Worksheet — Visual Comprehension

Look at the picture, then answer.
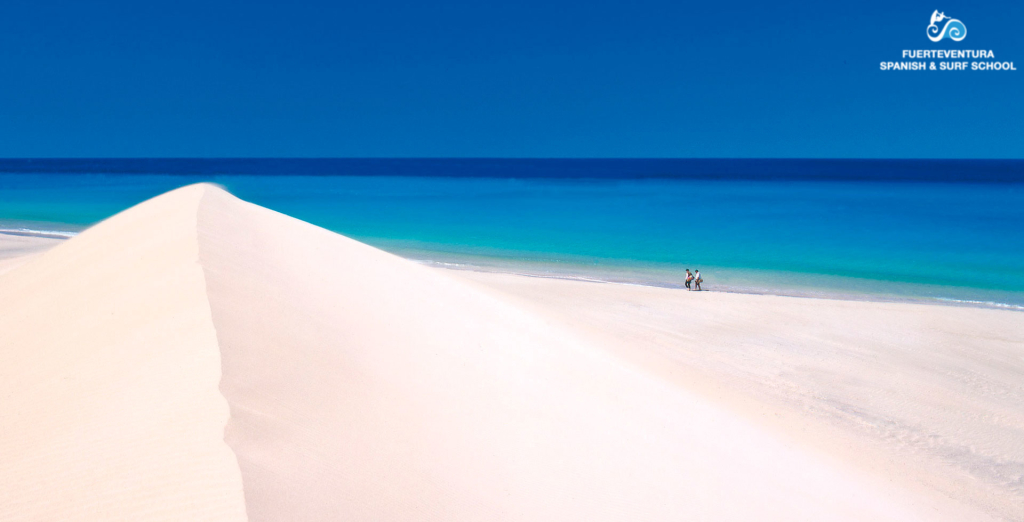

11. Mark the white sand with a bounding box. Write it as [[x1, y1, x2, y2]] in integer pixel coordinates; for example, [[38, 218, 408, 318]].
[[0, 232, 64, 275], [2, 183, 1020, 520], [0, 187, 246, 520], [454, 272, 1024, 521]]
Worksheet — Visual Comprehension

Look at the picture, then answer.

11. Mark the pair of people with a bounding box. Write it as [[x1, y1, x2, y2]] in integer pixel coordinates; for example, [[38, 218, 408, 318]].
[[684, 269, 702, 291]]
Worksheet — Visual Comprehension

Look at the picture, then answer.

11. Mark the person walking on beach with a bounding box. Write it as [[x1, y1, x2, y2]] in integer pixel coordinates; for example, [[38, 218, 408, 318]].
[[694, 270, 702, 291], [685, 269, 693, 290]]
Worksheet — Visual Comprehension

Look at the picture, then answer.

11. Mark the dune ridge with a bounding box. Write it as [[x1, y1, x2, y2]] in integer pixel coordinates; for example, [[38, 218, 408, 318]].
[[0, 184, 1002, 520], [0, 185, 246, 521]]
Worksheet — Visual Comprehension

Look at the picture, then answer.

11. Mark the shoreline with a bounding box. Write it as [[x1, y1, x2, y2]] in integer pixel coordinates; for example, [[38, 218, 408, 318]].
[[411, 257, 1024, 312], [2, 225, 1021, 312], [0, 228, 80, 239]]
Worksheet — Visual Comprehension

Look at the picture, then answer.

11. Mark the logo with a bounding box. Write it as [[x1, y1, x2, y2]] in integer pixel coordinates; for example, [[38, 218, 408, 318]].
[[927, 10, 966, 42], [881, 11, 1014, 71]]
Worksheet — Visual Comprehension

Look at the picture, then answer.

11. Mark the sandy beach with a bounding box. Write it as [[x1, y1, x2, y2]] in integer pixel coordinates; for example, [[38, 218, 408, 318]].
[[0, 232, 64, 275], [2, 184, 1022, 521], [456, 271, 1024, 520]]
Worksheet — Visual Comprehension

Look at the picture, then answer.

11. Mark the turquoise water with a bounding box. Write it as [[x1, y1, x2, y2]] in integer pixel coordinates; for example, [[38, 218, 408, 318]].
[[1, 170, 1023, 308]]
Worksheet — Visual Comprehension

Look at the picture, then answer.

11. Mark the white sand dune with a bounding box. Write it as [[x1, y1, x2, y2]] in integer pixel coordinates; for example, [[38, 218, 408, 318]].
[[0, 187, 246, 520], [1, 184, 1017, 520]]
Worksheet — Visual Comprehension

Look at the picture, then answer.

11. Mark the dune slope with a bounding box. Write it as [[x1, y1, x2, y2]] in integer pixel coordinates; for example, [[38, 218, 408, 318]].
[[0, 183, 979, 521], [0, 185, 246, 521], [195, 186, 941, 521]]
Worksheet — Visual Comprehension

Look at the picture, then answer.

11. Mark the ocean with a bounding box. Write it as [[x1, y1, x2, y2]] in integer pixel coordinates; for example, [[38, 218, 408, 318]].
[[1, 159, 1022, 308]]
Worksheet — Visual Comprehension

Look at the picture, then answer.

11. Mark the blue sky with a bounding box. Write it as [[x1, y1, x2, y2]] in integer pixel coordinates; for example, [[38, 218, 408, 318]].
[[0, 0, 1021, 158]]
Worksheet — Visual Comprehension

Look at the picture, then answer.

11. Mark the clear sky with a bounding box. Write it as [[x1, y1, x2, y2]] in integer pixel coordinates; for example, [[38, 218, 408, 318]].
[[1, 0, 1021, 158]]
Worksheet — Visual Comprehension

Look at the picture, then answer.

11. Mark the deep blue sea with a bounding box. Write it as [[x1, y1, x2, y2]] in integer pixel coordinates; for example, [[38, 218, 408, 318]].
[[1, 159, 1022, 308]]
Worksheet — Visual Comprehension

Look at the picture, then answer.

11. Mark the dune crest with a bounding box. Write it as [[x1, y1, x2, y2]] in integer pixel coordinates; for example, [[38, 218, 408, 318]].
[[0, 184, 979, 521], [0, 185, 246, 521]]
